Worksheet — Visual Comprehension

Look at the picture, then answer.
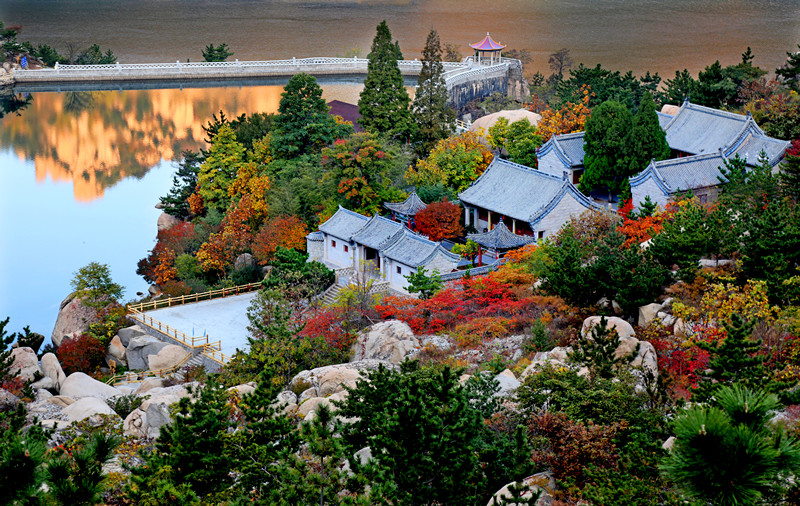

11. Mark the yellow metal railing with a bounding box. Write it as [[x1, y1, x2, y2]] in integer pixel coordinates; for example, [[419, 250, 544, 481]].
[[105, 351, 194, 386], [127, 282, 262, 312], [128, 308, 211, 348]]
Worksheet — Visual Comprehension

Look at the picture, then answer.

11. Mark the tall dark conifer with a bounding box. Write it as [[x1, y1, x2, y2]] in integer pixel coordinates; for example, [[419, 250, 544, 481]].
[[625, 92, 670, 175], [412, 29, 454, 155], [358, 21, 414, 140]]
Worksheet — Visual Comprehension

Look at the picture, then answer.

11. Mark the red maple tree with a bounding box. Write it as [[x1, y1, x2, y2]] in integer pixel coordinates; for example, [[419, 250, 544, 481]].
[[414, 199, 463, 241]]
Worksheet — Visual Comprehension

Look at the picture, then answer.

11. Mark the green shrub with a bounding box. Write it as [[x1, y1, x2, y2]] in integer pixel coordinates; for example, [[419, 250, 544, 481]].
[[106, 394, 149, 419]]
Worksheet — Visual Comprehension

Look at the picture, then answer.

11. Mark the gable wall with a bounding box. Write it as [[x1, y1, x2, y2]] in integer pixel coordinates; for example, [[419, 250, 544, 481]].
[[631, 177, 670, 210], [534, 192, 599, 239]]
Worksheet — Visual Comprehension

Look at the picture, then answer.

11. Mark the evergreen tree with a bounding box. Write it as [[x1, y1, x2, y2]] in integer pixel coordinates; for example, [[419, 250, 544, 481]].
[[272, 73, 352, 158], [228, 373, 298, 502], [412, 29, 454, 155], [128, 377, 234, 500], [662, 384, 800, 505], [695, 314, 765, 401], [776, 43, 800, 91], [579, 100, 634, 195], [624, 92, 670, 176], [0, 317, 16, 382], [404, 266, 443, 299], [201, 43, 233, 62], [695, 60, 738, 108], [569, 316, 639, 381], [664, 69, 696, 104], [160, 151, 202, 219], [540, 225, 597, 308], [46, 431, 120, 505], [780, 139, 800, 202], [195, 123, 246, 214], [0, 405, 50, 505], [358, 21, 414, 140]]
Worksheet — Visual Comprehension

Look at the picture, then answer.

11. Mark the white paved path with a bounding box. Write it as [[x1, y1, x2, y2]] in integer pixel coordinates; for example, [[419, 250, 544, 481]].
[[143, 292, 259, 357]]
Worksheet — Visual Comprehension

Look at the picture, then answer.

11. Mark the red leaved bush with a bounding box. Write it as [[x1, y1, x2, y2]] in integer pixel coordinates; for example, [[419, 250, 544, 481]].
[[298, 306, 358, 353], [414, 199, 463, 241], [57, 333, 107, 375], [376, 276, 576, 336]]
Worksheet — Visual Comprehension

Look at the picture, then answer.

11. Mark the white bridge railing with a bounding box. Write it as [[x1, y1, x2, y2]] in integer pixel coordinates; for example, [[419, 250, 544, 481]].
[[12, 56, 514, 89]]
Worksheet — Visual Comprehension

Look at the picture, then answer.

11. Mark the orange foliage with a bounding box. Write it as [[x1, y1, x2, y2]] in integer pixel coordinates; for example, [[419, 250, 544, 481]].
[[153, 247, 178, 284], [227, 162, 272, 223], [252, 215, 309, 264], [197, 194, 258, 273], [414, 199, 463, 241], [188, 191, 205, 215], [617, 198, 677, 247], [503, 243, 538, 263], [532, 86, 593, 142]]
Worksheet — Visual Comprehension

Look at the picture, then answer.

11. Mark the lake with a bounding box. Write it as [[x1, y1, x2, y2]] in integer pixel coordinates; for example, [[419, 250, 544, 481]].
[[1, 0, 799, 338]]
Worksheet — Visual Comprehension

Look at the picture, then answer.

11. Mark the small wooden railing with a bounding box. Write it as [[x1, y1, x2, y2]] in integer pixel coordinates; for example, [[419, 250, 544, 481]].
[[127, 309, 230, 366], [105, 350, 194, 386], [128, 282, 263, 312]]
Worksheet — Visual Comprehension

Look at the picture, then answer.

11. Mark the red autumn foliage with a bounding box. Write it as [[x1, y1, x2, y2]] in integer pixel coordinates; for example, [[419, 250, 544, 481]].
[[617, 198, 674, 247], [252, 215, 308, 265], [414, 199, 463, 241], [376, 275, 576, 337], [137, 222, 197, 284], [57, 333, 107, 375], [530, 411, 624, 485], [298, 306, 358, 353]]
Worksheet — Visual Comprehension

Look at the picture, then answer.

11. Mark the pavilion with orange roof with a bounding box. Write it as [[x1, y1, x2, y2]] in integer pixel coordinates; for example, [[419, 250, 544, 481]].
[[470, 33, 506, 65]]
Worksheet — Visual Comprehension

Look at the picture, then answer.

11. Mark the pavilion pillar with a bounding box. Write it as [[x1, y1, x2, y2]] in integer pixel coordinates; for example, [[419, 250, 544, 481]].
[[512, 219, 516, 234], [464, 206, 471, 227]]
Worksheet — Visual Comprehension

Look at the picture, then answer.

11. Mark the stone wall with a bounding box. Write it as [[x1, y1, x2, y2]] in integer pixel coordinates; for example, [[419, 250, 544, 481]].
[[307, 237, 324, 262]]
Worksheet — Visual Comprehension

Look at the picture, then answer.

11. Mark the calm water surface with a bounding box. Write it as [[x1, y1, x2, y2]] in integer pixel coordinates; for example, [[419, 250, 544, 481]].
[[1, 0, 800, 338]]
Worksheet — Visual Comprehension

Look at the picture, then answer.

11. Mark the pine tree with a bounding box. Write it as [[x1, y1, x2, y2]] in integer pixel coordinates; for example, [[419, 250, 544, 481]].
[[272, 73, 352, 158], [46, 431, 120, 505], [160, 150, 202, 219], [0, 317, 16, 382], [129, 377, 234, 500], [412, 29, 454, 155], [569, 316, 639, 381], [661, 384, 800, 505], [780, 139, 800, 202], [776, 43, 800, 91], [695, 314, 764, 401], [624, 92, 670, 175], [195, 123, 246, 213], [579, 100, 634, 195], [358, 21, 414, 140]]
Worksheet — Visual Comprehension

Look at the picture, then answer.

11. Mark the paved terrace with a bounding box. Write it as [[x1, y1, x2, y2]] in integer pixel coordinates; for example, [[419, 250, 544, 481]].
[[143, 292, 259, 358]]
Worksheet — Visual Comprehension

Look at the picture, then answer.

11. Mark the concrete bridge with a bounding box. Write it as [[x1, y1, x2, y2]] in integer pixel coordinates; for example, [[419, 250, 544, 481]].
[[8, 56, 527, 112]]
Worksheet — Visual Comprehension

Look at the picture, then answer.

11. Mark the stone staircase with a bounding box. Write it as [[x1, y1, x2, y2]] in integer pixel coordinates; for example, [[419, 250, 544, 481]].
[[321, 283, 344, 306], [172, 353, 207, 382]]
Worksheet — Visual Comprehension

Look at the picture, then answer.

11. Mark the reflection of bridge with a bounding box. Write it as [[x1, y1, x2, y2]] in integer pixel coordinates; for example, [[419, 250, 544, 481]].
[[11, 56, 526, 111]]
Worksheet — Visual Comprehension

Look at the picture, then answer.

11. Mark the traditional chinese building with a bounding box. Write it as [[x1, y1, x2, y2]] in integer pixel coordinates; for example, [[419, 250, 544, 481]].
[[306, 206, 459, 292], [458, 158, 603, 240], [384, 192, 427, 229], [469, 33, 506, 65], [466, 221, 535, 264]]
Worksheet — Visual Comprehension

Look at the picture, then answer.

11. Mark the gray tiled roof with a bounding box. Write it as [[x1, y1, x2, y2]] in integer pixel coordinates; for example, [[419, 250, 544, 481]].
[[723, 120, 790, 166], [380, 228, 461, 268], [467, 221, 535, 250], [384, 192, 427, 216], [556, 132, 586, 165], [657, 112, 674, 130], [664, 102, 750, 155], [630, 152, 727, 193], [351, 214, 403, 249], [318, 206, 369, 240], [306, 231, 324, 242], [458, 159, 568, 222]]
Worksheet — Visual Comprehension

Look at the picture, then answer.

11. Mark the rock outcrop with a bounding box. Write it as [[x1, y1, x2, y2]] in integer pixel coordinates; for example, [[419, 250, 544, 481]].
[[289, 360, 394, 398], [157, 211, 181, 232], [126, 335, 170, 370], [51, 294, 100, 348], [41, 353, 67, 392], [106, 335, 127, 368], [123, 384, 192, 439], [63, 397, 119, 422], [117, 325, 147, 347], [60, 372, 122, 400], [487, 472, 555, 506], [147, 345, 190, 372], [9, 347, 41, 381], [351, 320, 420, 364]]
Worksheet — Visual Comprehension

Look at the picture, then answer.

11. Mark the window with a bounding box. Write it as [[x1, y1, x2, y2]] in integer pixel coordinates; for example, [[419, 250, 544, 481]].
[[538, 231, 545, 240], [344, 245, 349, 253], [396, 266, 401, 274], [331, 240, 336, 248]]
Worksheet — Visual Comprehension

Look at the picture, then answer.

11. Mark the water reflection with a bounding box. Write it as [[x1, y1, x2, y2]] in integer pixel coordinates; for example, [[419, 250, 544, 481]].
[[0, 91, 32, 119], [0, 85, 293, 201]]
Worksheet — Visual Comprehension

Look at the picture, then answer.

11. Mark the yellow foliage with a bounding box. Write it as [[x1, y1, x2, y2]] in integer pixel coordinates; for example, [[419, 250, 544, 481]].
[[673, 279, 777, 327], [405, 131, 493, 192], [533, 86, 593, 142]]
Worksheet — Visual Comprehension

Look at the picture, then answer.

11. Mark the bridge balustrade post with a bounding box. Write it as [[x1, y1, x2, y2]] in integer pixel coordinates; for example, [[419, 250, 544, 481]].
[[117, 62, 121, 73], [55, 62, 59, 74], [177, 60, 181, 72]]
